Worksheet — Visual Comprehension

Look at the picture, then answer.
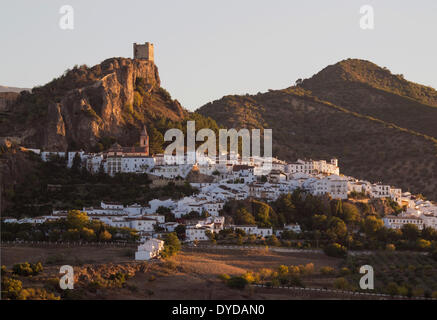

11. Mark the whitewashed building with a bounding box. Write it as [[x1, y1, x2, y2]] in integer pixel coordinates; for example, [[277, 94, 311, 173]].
[[135, 238, 165, 260], [383, 215, 424, 230]]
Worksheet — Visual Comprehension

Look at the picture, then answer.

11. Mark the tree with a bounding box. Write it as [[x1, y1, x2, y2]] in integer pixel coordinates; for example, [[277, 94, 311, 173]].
[[327, 217, 347, 241], [323, 243, 347, 258], [421, 226, 437, 241], [267, 235, 281, 246], [274, 194, 298, 224], [99, 230, 112, 241], [312, 214, 328, 231], [81, 227, 96, 241], [71, 152, 82, 172], [247, 234, 257, 244], [64, 229, 80, 241], [333, 200, 343, 217], [256, 205, 271, 227], [66, 210, 89, 229], [278, 265, 289, 275], [341, 203, 360, 225], [157, 206, 176, 222], [162, 232, 181, 258], [174, 225, 186, 240], [362, 215, 384, 236], [235, 228, 246, 237], [227, 276, 248, 290], [235, 208, 256, 225], [386, 282, 399, 296], [401, 224, 420, 241], [416, 238, 431, 251], [149, 127, 164, 154], [185, 210, 201, 220], [201, 210, 210, 218]]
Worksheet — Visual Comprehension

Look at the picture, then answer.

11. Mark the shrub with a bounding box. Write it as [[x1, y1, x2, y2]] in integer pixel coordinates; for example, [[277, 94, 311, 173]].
[[1, 277, 23, 299], [288, 275, 303, 287], [333, 277, 350, 290], [301, 263, 315, 275], [133, 91, 143, 107], [161, 233, 181, 258], [386, 244, 396, 251], [258, 268, 273, 281], [99, 230, 112, 241], [320, 266, 335, 276], [242, 272, 257, 284], [278, 265, 289, 275], [385, 282, 399, 296], [416, 239, 431, 251], [18, 288, 60, 300], [227, 276, 248, 290], [157, 87, 172, 100], [288, 265, 300, 275], [339, 267, 350, 276], [412, 287, 424, 297], [270, 278, 280, 287], [398, 286, 408, 296], [82, 107, 99, 119], [323, 243, 347, 258], [267, 235, 281, 247], [12, 262, 43, 276], [218, 274, 231, 282]]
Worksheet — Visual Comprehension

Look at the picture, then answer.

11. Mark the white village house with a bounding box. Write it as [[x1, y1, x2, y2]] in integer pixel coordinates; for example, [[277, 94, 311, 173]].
[[135, 238, 165, 260]]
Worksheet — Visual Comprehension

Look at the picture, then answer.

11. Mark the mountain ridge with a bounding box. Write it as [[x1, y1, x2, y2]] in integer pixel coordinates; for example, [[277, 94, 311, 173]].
[[197, 59, 437, 200], [0, 85, 30, 93], [301, 59, 437, 108]]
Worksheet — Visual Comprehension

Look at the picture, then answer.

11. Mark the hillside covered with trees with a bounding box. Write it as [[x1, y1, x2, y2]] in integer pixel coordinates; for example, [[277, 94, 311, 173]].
[[197, 59, 437, 200]]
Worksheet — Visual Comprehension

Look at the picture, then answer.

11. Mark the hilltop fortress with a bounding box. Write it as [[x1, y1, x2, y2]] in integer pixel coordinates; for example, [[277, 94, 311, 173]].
[[133, 42, 154, 62]]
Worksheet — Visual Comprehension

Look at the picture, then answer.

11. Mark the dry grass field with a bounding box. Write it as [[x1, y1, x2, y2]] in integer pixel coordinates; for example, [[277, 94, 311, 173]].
[[1, 245, 353, 300]]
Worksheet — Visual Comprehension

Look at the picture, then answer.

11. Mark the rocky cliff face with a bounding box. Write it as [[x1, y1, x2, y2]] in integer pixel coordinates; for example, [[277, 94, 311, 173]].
[[0, 58, 187, 151], [0, 92, 19, 112]]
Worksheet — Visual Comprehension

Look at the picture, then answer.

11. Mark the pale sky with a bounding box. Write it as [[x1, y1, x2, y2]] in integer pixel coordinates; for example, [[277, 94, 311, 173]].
[[1, 0, 436, 110]]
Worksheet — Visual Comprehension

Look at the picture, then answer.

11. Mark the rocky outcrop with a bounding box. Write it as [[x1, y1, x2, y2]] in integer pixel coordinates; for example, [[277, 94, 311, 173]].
[[1, 58, 187, 151], [0, 92, 19, 112]]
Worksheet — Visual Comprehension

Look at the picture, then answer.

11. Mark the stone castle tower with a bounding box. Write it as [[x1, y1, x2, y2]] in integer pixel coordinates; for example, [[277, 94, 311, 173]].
[[133, 42, 154, 62]]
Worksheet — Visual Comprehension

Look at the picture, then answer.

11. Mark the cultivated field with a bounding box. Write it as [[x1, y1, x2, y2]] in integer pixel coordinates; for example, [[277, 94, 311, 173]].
[[1, 245, 411, 300]]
